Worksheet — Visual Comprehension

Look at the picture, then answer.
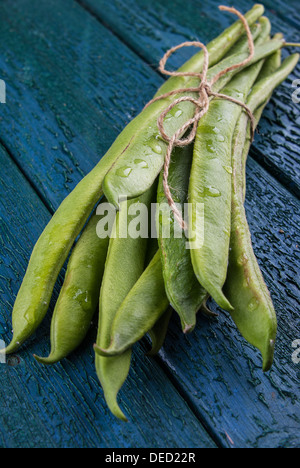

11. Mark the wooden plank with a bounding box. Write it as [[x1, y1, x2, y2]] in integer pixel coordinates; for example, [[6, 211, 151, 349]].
[[0, 0, 164, 211], [79, 0, 300, 197], [0, 0, 217, 448], [261, 0, 300, 30], [0, 0, 298, 448], [0, 144, 216, 448], [149, 158, 300, 448], [79, 0, 300, 63]]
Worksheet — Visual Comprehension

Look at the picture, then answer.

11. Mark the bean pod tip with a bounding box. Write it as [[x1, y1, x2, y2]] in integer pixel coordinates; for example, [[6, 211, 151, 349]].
[[33, 354, 59, 366], [93, 343, 116, 357], [1, 339, 21, 356]]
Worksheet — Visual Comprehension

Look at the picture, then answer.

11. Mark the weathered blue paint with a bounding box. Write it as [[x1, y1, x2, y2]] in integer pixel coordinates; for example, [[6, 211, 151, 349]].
[[0, 144, 216, 448], [80, 0, 300, 197], [0, 0, 299, 449]]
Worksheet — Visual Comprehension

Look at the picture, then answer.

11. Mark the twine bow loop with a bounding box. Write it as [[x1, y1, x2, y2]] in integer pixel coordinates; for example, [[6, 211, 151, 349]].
[[146, 6, 257, 230]]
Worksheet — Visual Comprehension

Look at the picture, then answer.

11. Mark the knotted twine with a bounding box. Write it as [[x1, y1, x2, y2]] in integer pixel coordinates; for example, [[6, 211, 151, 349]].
[[145, 6, 256, 231]]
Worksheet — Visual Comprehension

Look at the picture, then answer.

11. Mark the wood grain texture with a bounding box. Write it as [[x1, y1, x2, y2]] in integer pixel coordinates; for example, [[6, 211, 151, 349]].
[[152, 158, 300, 448], [79, 0, 300, 197], [0, 0, 299, 449], [0, 0, 163, 211], [0, 145, 216, 448]]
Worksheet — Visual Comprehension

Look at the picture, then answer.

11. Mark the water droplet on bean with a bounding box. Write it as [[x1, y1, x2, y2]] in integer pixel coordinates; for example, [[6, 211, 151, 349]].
[[206, 140, 216, 154], [116, 166, 132, 178], [223, 165, 233, 174], [73, 289, 83, 300], [134, 159, 148, 168], [174, 110, 183, 118], [217, 135, 225, 142], [146, 136, 163, 154], [237, 253, 249, 266], [152, 144, 162, 154], [199, 186, 221, 197], [248, 297, 260, 312]]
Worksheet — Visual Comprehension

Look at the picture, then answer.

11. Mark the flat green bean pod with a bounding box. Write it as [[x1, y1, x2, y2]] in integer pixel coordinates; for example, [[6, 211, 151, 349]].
[[224, 14, 272, 62], [257, 33, 283, 80], [147, 307, 173, 356], [95, 186, 155, 421], [3, 162, 114, 355], [188, 36, 271, 311], [211, 37, 283, 91], [34, 210, 110, 365], [254, 16, 271, 43], [95, 251, 169, 357], [2, 5, 264, 357], [152, 5, 264, 100], [143, 239, 172, 355], [224, 22, 262, 57], [156, 17, 271, 327], [103, 39, 283, 210], [224, 53, 299, 371], [157, 144, 207, 333], [102, 7, 269, 208], [241, 34, 283, 198]]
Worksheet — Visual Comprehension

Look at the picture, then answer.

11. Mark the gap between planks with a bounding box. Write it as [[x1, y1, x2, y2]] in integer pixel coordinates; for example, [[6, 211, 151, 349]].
[[0, 146, 218, 448], [75, 0, 162, 75], [73, 0, 300, 201], [0, 137, 55, 215]]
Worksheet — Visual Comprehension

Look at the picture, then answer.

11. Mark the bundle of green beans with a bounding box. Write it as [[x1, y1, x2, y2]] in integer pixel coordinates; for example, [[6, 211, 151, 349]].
[[1, 4, 299, 421]]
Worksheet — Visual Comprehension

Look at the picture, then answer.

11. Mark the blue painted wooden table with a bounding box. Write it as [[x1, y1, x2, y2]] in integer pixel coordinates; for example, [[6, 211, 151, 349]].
[[0, 0, 299, 448]]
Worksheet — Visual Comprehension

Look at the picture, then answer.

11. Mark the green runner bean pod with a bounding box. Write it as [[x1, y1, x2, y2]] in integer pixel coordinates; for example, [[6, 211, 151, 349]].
[[103, 39, 283, 210], [33, 209, 110, 365], [224, 53, 299, 371], [225, 15, 272, 61], [188, 35, 271, 311], [147, 307, 173, 356], [95, 251, 169, 357], [241, 34, 283, 198], [154, 17, 271, 329], [157, 144, 207, 332], [1, 4, 264, 356], [95, 186, 155, 421], [224, 21, 262, 57], [224, 22, 261, 57], [139, 239, 172, 355], [102, 6, 267, 208], [257, 34, 283, 80]]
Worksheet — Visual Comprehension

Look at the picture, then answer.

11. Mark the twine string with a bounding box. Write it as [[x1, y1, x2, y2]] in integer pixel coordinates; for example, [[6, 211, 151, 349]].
[[145, 6, 257, 230]]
